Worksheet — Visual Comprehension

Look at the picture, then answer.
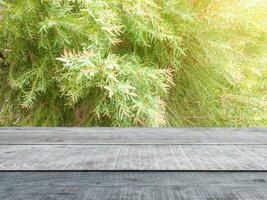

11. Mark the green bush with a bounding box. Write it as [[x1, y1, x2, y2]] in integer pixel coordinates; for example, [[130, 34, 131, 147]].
[[166, 0, 267, 127], [0, 0, 266, 127]]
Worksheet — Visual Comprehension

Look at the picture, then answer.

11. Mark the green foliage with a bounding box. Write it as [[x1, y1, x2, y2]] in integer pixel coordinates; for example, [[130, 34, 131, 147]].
[[166, 0, 267, 127], [57, 48, 172, 126], [0, 0, 173, 126], [0, 0, 91, 126], [0, 0, 266, 127]]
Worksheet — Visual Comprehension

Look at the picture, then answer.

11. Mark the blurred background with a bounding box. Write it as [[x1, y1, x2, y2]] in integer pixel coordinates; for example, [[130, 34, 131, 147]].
[[0, 0, 266, 127]]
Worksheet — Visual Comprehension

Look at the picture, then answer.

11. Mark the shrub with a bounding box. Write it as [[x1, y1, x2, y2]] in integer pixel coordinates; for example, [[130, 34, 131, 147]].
[[0, 0, 174, 126], [0, 0, 266, 127], [166, 0, 267, 127]]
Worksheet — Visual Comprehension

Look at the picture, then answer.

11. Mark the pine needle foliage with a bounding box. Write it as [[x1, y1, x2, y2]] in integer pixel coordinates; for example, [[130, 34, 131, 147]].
[[0, 0, 266, 127], [0, 0, 173, 126], [165, 0, 267, 127], [57, 48, 172, 126]]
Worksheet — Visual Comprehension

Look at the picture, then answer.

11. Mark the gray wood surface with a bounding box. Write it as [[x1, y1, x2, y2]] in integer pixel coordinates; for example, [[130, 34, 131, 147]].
[[1, 144, 267, 170], [1, 128, 267, 199], [0, 128, 266, 144], [1, 172, 267, 200]]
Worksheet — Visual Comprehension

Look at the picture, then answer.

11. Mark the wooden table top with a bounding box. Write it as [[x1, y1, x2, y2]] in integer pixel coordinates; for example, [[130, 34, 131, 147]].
[[1, 128, 267, 199]]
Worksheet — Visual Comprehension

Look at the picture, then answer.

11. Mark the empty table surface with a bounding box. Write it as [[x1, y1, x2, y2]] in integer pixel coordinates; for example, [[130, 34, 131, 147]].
[[1, 128, 267, 200], [1, 172, 267, 200], [0, 144, 267, 170], [0, 128, 266, 144], [0, 128, 267, 170]]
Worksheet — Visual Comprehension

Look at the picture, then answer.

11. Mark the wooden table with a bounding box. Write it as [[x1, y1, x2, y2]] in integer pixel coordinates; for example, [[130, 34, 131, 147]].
[[1, 128, 267, 199]]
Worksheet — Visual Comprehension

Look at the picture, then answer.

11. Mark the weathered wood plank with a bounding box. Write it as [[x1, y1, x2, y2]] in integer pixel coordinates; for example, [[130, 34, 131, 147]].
[[1, 172, 267, 200], [1, 144, 267, 170], [0, 128, 266, 144]]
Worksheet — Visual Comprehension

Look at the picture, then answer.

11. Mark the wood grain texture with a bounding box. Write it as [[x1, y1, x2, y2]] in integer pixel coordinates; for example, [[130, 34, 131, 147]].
[[1, 128, 267, 199], [1, 144, 267, 170], [1, 172, 267, 200], [0, 128, 266, 144]]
